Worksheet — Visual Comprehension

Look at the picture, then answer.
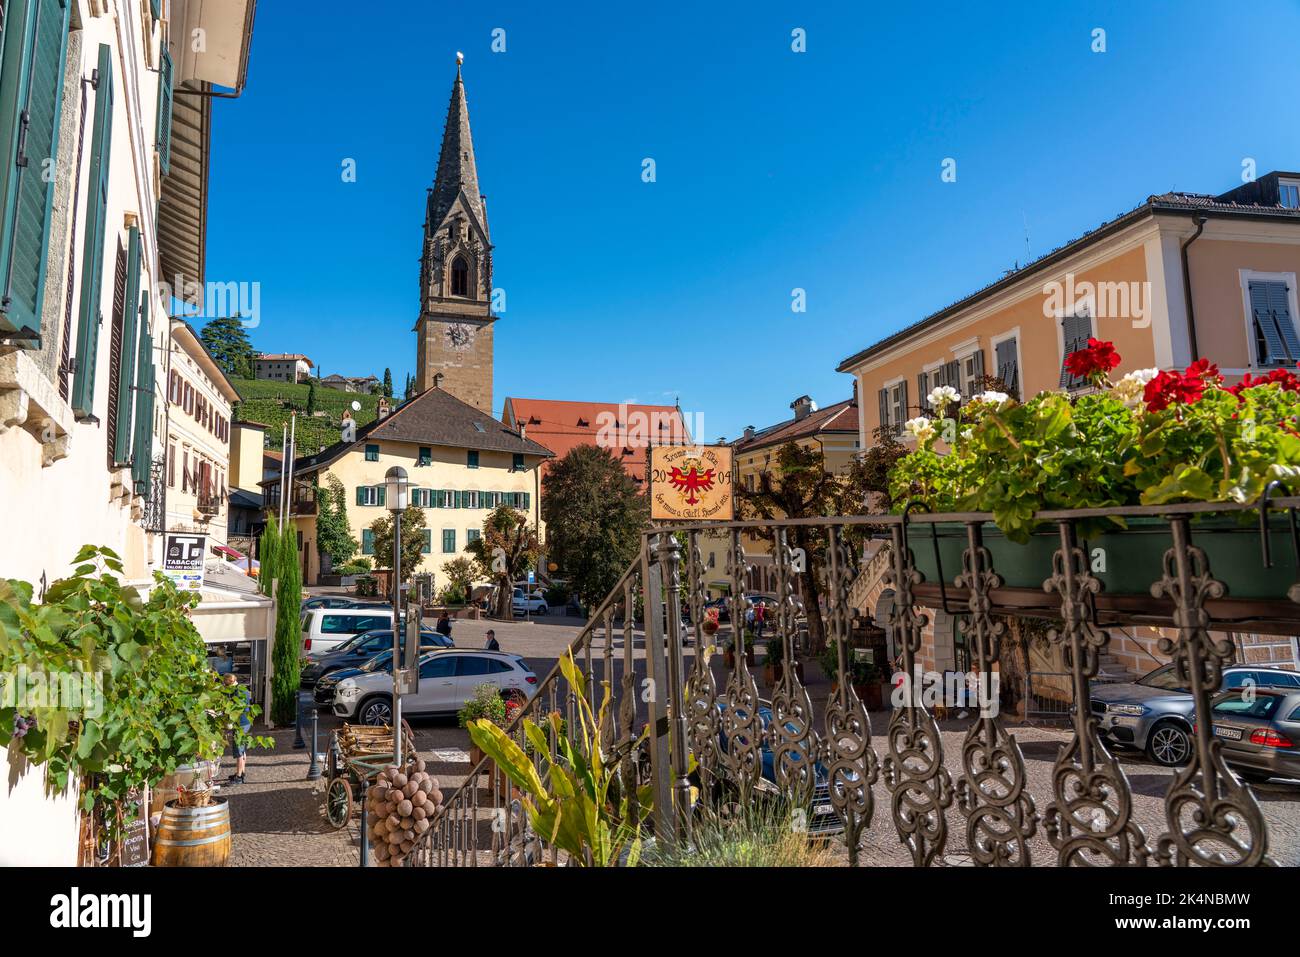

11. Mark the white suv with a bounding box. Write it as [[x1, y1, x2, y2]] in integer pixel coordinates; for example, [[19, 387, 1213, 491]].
[[512, 587, 548, 616], [300, 607, 394, 655], [333, 649, 538, 725]]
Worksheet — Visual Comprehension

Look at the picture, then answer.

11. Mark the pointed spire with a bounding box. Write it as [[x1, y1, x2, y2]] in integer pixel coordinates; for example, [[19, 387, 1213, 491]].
[[429, 56, 485, 234]]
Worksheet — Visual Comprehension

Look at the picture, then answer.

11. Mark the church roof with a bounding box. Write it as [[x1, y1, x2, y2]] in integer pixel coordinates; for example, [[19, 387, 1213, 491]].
[[428, 62, 486, 235]]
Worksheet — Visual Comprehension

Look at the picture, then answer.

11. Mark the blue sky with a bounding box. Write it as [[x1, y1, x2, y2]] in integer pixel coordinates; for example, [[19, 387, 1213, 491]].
[[205, 0, 1300, 441]]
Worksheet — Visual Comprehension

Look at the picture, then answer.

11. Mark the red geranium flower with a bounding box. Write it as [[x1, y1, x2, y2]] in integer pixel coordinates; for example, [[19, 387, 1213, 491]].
[[1064, 338, 1121, 380], [1226, 364, 1300, 398]]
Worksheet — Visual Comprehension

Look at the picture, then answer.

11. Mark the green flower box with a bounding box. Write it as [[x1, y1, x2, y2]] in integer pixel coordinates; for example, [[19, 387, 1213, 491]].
[[909, 516, 1299, 601]]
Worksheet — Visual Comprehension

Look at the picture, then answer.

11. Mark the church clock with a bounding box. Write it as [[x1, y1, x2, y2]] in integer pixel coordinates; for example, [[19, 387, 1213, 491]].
[[445, 322, 474, 351]]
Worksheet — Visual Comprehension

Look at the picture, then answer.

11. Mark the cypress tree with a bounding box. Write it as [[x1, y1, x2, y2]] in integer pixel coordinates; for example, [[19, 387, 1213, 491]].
[[270, 522, 303, 725]]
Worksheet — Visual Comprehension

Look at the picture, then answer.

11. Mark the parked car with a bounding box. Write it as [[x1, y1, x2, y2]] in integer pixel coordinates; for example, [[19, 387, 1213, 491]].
[[1199, 687, 1300, 783], [1090, 664, 1300, 767], [512, 588, 548, 616], [300, 627, 451, 688], [703, 597, 731, 622], [333, 649, 539, 725], [301, 595, 383, 612], [300, 607, 394, 655], [711, 699, 842, 836], [313, 644, 444, 707]]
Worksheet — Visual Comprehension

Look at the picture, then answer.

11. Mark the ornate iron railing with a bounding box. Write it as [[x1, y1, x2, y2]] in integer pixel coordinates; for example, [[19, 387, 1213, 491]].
[[411, 497, 1300, 867]]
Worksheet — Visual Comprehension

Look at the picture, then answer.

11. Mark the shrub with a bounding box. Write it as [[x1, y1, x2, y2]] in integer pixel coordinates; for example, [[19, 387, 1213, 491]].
[[458, 682, 507, 729], [640, 802, 840, 867]]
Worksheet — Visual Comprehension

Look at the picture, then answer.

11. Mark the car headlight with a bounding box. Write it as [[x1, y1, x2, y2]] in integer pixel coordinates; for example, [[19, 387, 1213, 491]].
[[1107, 703, 1147, 716], [336, 685, 362, 698]]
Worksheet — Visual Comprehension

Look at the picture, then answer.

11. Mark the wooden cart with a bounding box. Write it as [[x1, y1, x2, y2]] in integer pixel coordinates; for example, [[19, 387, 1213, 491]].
[[323, 720, 418, 830]]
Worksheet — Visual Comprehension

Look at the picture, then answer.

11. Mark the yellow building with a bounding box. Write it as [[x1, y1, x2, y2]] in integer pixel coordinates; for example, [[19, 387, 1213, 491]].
[[701, 394, 859, 595], [163, 321, 238, 545], [269, 385, 552, 586]]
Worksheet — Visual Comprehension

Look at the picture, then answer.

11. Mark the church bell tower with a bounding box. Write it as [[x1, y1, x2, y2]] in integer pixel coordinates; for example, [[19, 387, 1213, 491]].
[[414, 56, 495, 412]]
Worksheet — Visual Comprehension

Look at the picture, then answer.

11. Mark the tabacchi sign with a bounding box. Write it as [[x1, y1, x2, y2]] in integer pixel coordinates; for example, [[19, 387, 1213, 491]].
[[649, 445, 734, 521]]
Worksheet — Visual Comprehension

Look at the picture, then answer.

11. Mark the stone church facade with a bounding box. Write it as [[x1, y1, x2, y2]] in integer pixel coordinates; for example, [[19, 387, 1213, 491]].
[[414, 61, 496, 414]]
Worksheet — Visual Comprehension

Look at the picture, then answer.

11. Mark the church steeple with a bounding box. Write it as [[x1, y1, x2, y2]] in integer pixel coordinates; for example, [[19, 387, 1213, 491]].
[[428, 56, 487, 239], [414, 56, 496, 413]]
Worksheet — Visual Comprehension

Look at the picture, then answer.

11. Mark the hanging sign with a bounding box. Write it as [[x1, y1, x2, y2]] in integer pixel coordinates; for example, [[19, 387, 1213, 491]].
[[163, 533, 208, 591], [649, 445, 734, 521]]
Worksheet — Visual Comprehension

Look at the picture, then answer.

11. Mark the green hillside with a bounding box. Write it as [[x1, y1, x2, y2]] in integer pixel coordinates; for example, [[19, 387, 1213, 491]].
[[232, 378, 382, 456]]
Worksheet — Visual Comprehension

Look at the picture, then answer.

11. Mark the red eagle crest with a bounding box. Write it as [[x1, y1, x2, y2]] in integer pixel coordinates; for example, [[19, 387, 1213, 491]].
[[668, 463, 716, 505]]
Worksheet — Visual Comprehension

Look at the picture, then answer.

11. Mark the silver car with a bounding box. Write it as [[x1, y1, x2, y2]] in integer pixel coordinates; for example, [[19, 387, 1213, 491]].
[[1090, 664, 1300, 766]]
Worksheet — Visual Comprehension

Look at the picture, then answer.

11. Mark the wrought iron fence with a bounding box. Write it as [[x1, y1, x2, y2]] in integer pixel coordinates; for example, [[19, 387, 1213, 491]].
[[409, 496, 1300, 867]]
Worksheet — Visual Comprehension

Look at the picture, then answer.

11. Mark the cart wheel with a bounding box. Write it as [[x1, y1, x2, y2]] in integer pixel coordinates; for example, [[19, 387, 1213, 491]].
[[325, 777, 353, 830]]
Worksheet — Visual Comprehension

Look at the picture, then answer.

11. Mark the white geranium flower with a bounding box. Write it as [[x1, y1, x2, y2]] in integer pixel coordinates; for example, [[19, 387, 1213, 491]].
[[927, 385, 961, 412], [1120, 367, 1159, 387], [903, 416, 935, 441], [961, 428, 974, 441], [974, 390, 1009, 405]]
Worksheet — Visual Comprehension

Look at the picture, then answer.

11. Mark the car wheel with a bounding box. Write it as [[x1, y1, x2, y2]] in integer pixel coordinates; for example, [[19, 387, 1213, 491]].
[[358, 696, 393, 726], [1146, 721, 1191, 767], [537, 605, 548, 616]]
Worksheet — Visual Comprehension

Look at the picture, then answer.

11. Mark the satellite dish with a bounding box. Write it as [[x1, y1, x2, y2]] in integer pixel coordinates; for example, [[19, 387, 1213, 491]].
[[351, 400, 361, 412]]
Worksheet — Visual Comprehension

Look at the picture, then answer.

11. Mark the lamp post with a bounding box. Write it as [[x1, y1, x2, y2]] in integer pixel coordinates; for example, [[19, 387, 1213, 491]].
[[385, 465, 410, 767]]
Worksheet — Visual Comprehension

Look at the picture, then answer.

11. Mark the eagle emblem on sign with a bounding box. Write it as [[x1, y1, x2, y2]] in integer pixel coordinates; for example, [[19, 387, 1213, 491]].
[[667, 457, 716, 505]]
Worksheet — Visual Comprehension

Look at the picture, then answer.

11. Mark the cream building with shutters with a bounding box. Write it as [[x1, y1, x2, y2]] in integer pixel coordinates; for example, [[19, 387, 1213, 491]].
[[0, 0, 254, 865]]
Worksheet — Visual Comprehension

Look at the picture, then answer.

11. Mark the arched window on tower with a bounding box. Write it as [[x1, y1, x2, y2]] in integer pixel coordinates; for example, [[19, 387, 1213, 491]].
[[451, 256, 469, 297]]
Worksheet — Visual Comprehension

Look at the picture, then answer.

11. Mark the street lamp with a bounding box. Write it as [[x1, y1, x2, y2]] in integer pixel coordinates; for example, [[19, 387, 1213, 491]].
[[385, 466, 409, 766]]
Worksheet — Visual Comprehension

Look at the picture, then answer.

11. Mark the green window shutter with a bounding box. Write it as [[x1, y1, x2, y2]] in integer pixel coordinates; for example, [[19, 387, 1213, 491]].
[[362, 529, 374, 555], [442, 529, 455, 553], [355, 486, 365, 506], [377, 485, 386, 507], [467, 450, 479, 469], [112, 226, 141, 464], [71, 43, 114, 417], [0, 0, 71, 342], [421, 529, 431, 554], [523, 491, 530, 509], [131, 301, 154, 494], [365, 443, 379, 461], [150, 0, 162, 19], [156, 45, 173, 174]]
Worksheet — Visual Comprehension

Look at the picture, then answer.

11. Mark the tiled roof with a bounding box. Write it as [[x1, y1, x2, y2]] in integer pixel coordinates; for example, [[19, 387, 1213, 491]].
[[837, 175, 1300, 372], [503, 397, 692, 484], [734, 399, 858, 454], [291, 387, 552, 474], [258, 353, 314, 365]]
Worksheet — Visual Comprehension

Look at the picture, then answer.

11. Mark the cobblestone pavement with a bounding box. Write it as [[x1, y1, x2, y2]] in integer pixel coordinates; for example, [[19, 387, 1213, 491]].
[[223, 614, 1300, 866]]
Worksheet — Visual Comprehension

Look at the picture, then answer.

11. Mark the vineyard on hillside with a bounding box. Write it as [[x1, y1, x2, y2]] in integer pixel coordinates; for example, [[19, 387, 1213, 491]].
[[232, 379, 381, 455]]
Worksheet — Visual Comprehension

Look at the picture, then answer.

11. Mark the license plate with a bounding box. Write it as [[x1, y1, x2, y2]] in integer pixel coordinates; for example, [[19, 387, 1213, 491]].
[[1213, 725, 1242, 740], [812, 804, 836, 817]]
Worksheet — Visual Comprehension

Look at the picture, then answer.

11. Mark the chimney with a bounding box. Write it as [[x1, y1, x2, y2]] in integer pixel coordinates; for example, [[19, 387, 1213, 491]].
[[519, 423, 527, 441], [433, 372, 444, 390], [743, 425, 755, 441], [377, 397, 390, 419], [791, 395, 814, 420]]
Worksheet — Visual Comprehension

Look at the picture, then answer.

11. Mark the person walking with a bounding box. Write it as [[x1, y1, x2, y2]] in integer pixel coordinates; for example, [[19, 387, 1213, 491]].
[[754, 602, 767, 639], [436, 611, 453, 639], [483, 629, 500, 651], [224, 673, 252, 785]]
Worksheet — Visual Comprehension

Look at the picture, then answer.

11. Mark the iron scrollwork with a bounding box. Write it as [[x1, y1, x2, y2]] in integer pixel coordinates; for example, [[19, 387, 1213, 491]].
[[882, 519, 953, 867], [823, 527, 878, 864], [1152, 517, 1272, 867], [683, 532, 721, 796], [720, 529, 764, 797], [769, 529, 819, 810], [953, 522, 1037, 866], [1042, 520, 1148, 866]]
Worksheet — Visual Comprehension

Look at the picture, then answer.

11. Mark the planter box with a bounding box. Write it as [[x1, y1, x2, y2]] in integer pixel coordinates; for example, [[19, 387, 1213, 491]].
[[910, 516, 1298, 601], [317, 574, 358, 588]]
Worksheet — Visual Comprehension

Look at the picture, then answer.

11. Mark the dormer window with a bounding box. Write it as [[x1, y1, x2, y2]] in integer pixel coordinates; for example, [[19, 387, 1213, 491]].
[[451, 256, 469, 296], [1280, 179, 1300, 210]]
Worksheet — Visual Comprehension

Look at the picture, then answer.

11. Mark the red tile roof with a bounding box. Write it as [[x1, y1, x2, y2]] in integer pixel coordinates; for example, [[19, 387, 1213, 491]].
[[503, 397, 693, 484], [733, 399, 858, 454]]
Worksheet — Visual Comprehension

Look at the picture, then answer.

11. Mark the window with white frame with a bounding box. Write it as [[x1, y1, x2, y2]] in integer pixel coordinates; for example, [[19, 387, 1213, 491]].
[[1280, 179, 1300, 210], [1246, 276, 1300, 366], [877, 379, 909, 434]]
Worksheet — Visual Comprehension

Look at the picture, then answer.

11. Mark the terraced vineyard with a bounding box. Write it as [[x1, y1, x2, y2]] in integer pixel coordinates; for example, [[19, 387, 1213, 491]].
[[231, 378, 382, 455]]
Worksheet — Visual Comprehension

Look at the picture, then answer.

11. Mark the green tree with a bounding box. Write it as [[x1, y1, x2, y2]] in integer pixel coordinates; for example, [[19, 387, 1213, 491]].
[[541, 445, 648, 609], [257, 521, 280, 597], [466, 504, 541, 618], [368, 504, 428, 582], [383, 367, 394, 398], [442, 556, 476, 597], [738, 441, 867, 655], [306, 380, 317, 415], [315, 475, 357, 568], [269, 523, 303, 724], [200, 316, 256, 379]]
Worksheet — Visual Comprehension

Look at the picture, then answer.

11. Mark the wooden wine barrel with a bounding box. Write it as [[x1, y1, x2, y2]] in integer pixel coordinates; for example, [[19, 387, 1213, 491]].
[[152, 799, 232, 867]]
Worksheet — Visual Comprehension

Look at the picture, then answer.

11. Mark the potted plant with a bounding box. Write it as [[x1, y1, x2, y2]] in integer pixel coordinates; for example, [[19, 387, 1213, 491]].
[[701, 607, 721, 640], [723, 630, 756, 669], [820, 645, 888, 710], [460, 683, 508, 770], [889, 343, 1300, 601], [760, 638, 804, 686]]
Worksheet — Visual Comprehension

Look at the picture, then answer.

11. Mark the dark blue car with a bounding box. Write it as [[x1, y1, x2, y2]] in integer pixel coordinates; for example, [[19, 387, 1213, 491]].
[[301, 627, 450, 690], [714, 700, 842, 836]]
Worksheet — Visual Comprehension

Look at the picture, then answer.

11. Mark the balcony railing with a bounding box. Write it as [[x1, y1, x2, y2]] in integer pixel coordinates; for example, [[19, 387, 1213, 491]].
[[406, 496, 1300, 868]]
